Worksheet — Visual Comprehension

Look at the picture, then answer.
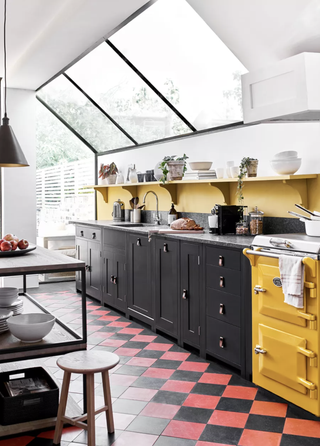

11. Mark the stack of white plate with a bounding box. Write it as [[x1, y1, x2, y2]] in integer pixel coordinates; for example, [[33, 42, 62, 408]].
[[271, 151, 301, 175], [0, 310, 14, 333], [0, 298, 23, 315], [0, 287, 23, 316]]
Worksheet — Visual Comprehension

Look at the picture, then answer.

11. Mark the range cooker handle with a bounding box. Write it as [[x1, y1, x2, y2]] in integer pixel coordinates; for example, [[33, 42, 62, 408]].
[[269, 238, 294, 249]]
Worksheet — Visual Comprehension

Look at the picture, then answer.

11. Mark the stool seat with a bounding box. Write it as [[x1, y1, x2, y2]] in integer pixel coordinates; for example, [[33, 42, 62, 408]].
[[57, 351, 119, 374]]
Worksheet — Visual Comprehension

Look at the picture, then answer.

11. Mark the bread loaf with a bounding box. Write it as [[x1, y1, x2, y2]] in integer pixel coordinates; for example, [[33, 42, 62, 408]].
[[170, 218, 203, 230]]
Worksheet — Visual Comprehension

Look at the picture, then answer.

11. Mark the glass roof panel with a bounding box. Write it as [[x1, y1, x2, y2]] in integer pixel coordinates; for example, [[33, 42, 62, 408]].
[[110, 0, 247, 130], [66, 42, 192, 144], [37, 75, 133, 152]]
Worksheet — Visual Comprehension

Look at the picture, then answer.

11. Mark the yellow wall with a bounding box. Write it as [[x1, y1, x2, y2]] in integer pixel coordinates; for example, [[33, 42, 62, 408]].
[[97, 176, 320, 220]]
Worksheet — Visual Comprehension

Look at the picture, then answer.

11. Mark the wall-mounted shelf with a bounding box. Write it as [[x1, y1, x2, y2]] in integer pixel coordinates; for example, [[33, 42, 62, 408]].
[[89, 174, 317, 205]]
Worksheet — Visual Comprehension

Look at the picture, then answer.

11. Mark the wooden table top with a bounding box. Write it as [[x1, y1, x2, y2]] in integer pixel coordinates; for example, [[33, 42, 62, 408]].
[[0, 245, 85, 275]]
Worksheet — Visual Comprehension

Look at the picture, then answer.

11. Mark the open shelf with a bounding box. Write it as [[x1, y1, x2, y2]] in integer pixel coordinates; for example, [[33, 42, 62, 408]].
[[89, 174, 317, 205]]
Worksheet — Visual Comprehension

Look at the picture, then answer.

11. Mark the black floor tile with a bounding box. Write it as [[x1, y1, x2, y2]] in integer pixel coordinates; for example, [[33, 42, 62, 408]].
[[114, 365, 147, 376], [206, 361, 237, 375], [170, 370, 203, 382], [112, 398, 148, 415], [280, 434, 320, 446], [168, 345, 189, 353], [286, 404, 320, 421], [185, 354, 209, 363], [107, 333, 135, 341], [26, 439, 53, 446], [216, 397, 253, 413], [154, 437, 196, 446], [123, 341, 149, 349], [131, 376, 167, 389], [191, 382, 226, 396], [199, 424, 243, 445], [174, 406, 213, 424], [228, 374, 257, 387], [152, 390, 188, 405], [126, 415, 170, 435], [151, 359, 183, 369], [136, 349, 164, 359], [255, 387, 288, 404], [245, 414, 285, 433]]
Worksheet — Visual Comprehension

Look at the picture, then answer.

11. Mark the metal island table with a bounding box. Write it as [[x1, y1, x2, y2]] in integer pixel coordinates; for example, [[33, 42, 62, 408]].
[[0, 245, 87, 436]]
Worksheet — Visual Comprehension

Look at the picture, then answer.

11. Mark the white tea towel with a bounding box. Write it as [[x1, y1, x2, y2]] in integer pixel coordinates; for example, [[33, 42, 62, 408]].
[[279, 255, 304, 308]]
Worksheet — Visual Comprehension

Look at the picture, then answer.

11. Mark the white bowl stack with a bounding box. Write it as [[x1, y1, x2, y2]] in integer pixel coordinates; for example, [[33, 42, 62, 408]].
[[0, 287, 23, 316], [271, 151, 301, 175]]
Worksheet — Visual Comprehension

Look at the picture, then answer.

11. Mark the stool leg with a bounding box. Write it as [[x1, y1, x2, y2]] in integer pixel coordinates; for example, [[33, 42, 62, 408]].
[[53, 371, 71, 445], [86, 373, 95, 446], [102, 370, 114, 433]]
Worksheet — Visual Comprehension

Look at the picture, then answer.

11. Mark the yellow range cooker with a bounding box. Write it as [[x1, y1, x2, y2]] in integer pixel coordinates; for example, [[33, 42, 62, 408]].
[[244, 234, 320, 416]]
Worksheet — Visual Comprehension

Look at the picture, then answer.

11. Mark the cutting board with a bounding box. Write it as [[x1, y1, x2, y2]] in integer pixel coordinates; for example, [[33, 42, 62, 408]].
[[149, 229, 204, 234]]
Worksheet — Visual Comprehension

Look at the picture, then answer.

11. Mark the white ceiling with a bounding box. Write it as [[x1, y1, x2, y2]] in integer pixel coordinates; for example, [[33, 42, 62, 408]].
[[0, 0, 320, 90]]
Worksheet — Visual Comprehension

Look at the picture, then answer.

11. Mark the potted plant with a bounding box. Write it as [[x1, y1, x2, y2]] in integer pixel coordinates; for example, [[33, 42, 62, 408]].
[[159, 154, 188, 184], [99, 162, 118, 185], [237, 157, 258, 203]]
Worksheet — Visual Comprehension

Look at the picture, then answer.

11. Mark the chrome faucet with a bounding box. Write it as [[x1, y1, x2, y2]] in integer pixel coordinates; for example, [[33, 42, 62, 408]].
[[143, 191, 161, 225]]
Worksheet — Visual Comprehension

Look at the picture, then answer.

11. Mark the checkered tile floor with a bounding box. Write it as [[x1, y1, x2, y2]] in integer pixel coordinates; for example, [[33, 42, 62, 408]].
[[1, 283, 320, 446]]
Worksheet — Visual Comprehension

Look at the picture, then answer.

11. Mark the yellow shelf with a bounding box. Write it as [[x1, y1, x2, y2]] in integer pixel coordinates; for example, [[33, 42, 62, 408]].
[[89, 174, 317, 204]]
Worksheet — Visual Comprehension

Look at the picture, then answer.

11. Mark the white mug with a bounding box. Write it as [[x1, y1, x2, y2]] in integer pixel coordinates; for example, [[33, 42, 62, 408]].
[[231, 166, 240, 178]]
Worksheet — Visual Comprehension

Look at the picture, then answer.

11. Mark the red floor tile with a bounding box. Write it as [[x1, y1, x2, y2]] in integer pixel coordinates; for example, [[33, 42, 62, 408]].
[[208, 410, 249, 428], [110, 374, 138, 386], [183, 394, 220, 410], [144, 343, 173, 351], [142, 368, 174, 380], [141, 402, 180, 419], [38, 430, 54, 439], [120, 387, 158, 402], [250, 400, 287, 418], [161, 352, 191, 361], [108, 321, 132, 327], [112, 431, 158, 446], [98, 315, 121, 321], [178, 361, 210, 372], [126, 357, 157, 367], [222, 385, 258, 400], [113, 347, 141, 357], [239, 429, 282, 446], [130, 335, 157, 342], [283, 418, 320, 438], [161, 379, 195, 393], [100, 338, 127, 347], [199, 373, 232, 385], [89, 310, 110, 315], [118, 328, 143, 335], [163, 420, 206, 440], [0, 436, 35, 446]]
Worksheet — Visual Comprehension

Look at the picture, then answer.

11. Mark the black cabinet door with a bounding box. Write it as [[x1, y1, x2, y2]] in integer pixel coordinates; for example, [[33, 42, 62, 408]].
[[181, 242, 201, 348], [113, 250, 127, 312], [87, 241, 102, 302], [102, 248, 114, 307], [75, 238, 88, 292], [127, 234, 153, 319], [155, 238, 179, 337]]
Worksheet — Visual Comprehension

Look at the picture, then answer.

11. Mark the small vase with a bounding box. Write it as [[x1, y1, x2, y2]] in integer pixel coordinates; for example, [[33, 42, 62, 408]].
[[99, 177, 108, 185], [106, 174, 117, 184], [247, 160, 258, 177], [167, 161, 185, 181]]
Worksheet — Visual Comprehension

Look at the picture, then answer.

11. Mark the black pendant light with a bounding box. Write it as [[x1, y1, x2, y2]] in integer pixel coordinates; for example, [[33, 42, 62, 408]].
[[0, 0, 28, 167]]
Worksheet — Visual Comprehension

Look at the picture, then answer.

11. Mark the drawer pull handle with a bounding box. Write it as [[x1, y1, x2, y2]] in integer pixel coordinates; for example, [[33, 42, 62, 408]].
[[220, 276, 225, 288], [219, 337, 225, 348], [110, 275, 115, 283], [254, 345, 267, 355], [137, 238, 141, 246], [182, 289, 187, 300], [254, 285, 266, 294], [92, 232, 96, 239], [80, 231, 84, 237], [163, 243, 168, 253], [219, 303, 225, 315], [85, 265, 91, 272], [219, 255, 224, 267], [113, 276, 117, 285]]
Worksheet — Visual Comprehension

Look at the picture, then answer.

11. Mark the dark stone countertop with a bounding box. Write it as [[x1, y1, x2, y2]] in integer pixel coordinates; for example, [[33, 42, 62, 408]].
[[70, 220, 254, 249]]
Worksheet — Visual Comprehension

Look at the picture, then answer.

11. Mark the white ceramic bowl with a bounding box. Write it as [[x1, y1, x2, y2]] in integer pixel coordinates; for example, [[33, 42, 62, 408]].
[[7, 313, 55, 343], [189, 162, 212, 171], [0, 295, 18, 306], [303, 220, 320, 237], [270, 158, 301, 175], [273, 151, 298, 160], [0, 287, 18, 296]]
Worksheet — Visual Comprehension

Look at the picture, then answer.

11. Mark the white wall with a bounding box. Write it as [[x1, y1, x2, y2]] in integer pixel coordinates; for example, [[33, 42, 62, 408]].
[[1, 88, 38, 288], [99, 121, 320, 177]]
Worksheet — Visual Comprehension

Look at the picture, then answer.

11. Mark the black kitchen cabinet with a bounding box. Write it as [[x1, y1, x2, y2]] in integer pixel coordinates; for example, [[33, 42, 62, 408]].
[[155, 238, 179, 339], [127, 233, 154, 326], [102, 248, 127, 312], [180, 242, 202, 349], [76, 227, 102, 302]]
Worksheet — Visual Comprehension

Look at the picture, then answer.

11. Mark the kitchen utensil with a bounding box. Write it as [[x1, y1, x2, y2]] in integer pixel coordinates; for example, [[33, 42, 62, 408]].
[[273, 151, 298, 160], [132, 197, 139, 208], [189, 162, 212, 171], [270, 158, 301, 174], [129, 198, 134, 209], [288, 210, 311, 221], [137, 204, 145, 210], [295, 204, 317, 217]]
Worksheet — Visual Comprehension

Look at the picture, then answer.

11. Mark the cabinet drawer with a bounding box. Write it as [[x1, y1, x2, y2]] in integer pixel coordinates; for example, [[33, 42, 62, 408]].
[[103, 229, 125, 249], [206, 317, 240, 365], [207, 288, 240, 327], [206, 246, 241, 271], [76, 226, 101, 242], [206, 265, 241, 296]]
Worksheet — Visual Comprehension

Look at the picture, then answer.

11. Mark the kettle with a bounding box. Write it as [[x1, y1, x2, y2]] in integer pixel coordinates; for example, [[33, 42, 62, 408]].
[[112, 199, 124, 222]]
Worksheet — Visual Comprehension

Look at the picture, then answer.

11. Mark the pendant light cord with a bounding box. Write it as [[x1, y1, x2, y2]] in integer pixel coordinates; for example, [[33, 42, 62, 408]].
[[3, 0, 7, 117]]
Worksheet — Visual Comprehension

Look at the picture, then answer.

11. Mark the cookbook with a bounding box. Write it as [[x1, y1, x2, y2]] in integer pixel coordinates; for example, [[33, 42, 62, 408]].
[[4, 377, 51, 397]]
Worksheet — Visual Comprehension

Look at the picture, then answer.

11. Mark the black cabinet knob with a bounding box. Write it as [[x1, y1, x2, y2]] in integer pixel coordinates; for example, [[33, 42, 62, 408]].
[[92, 232, 96, 239], [80, 231, 84, 237], [220, 276, 225, 288]]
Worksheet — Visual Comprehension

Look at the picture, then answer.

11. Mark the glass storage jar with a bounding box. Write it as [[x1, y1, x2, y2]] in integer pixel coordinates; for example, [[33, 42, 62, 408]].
[[236, 221, 249, 235], [249, 206, 264, 235]]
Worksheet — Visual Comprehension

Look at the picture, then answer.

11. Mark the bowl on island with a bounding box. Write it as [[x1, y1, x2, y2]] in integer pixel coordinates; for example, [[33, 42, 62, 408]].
[[7, 313, 55, 343], [189, 162, 212, 171]]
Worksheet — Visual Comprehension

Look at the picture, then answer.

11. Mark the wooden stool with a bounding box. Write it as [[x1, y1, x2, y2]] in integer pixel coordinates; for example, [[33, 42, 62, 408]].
[[53, 350, 119, 446]]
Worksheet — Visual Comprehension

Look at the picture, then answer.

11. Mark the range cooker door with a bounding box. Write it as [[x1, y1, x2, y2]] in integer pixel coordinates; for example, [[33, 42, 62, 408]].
[[255, 263, 308, 327]]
